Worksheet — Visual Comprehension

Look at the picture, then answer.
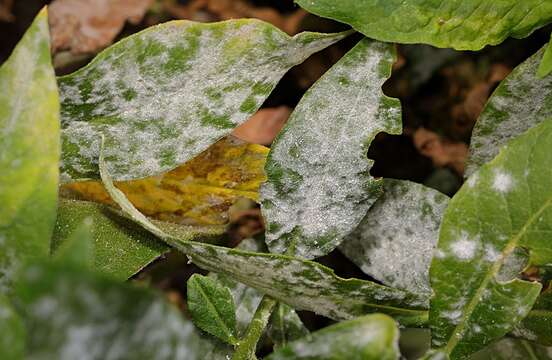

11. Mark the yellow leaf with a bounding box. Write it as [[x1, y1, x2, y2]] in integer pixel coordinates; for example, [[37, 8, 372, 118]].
[[64, 136, 269, 226]]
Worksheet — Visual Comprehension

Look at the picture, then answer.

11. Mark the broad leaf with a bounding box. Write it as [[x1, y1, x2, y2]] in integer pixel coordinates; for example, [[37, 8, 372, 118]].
[[187, 274, 238, 345], [0, 295, 25, 360], [429, 119, 552, 358], [340, 180, 449, 297], [268, 303, 310, 349], [471, 338, 552, 360], [59, 19, 350, 181], [261, 38, 402, 259], [0, 8, 59, 294], [466, 45, 552, 177], [266, 314, 400, 360], [64, 136, 269, 225], [295, 0, 552, 51], [15, 256, 232, 359], [512, 287, 552, 346], [51, 199, 224, 280], [99, 155, 427, 324], [538, 35, 552, 78]]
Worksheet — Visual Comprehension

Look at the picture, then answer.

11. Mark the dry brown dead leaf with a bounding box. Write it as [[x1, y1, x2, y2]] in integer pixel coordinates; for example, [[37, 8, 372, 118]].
[[0, 0, 14, 22], [49, 0, 153, 55], [413, 128, 469, 175], [232, 106, 291, 145]]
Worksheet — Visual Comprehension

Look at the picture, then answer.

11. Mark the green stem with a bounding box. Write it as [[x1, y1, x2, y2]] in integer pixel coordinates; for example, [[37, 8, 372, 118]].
[[232, 295, 277, 360]]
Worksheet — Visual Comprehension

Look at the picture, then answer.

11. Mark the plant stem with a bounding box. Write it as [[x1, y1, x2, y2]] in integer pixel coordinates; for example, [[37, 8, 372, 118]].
[[232, 295, 277, 360]]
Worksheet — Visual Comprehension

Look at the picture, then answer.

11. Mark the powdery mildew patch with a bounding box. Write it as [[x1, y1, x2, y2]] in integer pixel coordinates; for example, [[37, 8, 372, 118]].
[[59, 19, 348, 181], [339, 180, 449, 298], [261, 38, 402, 259]]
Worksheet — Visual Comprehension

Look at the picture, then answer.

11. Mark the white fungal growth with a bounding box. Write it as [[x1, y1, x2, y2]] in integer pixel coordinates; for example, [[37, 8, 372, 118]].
[[492, 170, 514, 193], [449, 231, 479, 261], [466, 173, 478, 188], [442, 310, 463, 325], [484, 244, 501, 262]]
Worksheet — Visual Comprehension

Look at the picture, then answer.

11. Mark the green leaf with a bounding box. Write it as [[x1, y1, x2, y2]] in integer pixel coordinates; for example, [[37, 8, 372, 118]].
[[261, 38, 402, 259], [53, 216, 95, 268], [466, 45, 552, 177], [188, 274, 238, 345], [538, 34, 552, 78], [51, 199, 224, 280], [471, 338, 552, 360], [268, 303, 310, 349], [59, 19, 350, 181], [0, 294, 25, 360], [295, 0, 552, 51], [98, 154, 427, 325], [429, 119, 552, 358], [512, 287, 552, 345], [266, 314, 400, 360], [339, 180, 449, 297], [14, 258, 232, 359], [0, 8, 59, 294]]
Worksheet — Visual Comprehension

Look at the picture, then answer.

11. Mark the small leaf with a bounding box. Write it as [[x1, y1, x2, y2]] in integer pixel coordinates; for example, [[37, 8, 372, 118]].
[[261, 38, 402, 259], [0, 294, 25, 360], [98, 153, 427, 324], [268, 303, 310, 349], [59, 19, 350, 181], [295, 0, 552, 51], [538, 34, 552, 78], [0, 7, 59, 294], [51, 199, 224, 280], [339, 180, 449, 297], [64, 136, 269, 225], [471, 338, 552, 360], [430, 120, 552, 358], [266, 314, 400, 360], [466, 45, 552, 177], [14, 256, 232, 359], [512, 286, 552, 345], [188, 274, 238, 345]]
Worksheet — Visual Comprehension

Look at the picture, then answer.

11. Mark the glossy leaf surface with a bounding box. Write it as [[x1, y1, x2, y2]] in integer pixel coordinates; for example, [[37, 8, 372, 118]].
[[295, 0, 552, 50]]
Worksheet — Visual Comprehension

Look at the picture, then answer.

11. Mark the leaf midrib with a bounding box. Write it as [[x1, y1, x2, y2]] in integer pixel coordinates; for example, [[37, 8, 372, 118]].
[[444, 191, 552, 354]]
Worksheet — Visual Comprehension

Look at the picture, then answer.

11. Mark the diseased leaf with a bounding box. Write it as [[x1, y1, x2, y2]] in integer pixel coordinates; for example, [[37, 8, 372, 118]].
[[64, 136, 269, 225], [59, 19, 350, 181], [512, 287, 552, 345], [266, 314, 400, 360], [538, 35, 552, 78], [261, 38, 402, 259], [187, 274, 238, 345], [51, 199, 224, 280], [339, 180, 449, 297], [15, 257, 232, 359], [0, 295, 25, 360], [466, 45, 552, 177], [471, 338, 552, 360], [429, 120, 552, 358], [98, 155, 427, 324], [0, 8, 59, 294], [295, 0, 552, 51], [268, 303, 310, 349]]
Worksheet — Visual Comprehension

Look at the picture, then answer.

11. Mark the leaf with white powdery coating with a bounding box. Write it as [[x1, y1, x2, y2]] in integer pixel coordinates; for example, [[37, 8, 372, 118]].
[[266, 314, 400, 360], [59, 19, 350, 181], [0, 8, 59, 294], [98, 154, 427, 325], [429, 120, 552, 358], [512, 286, 552, 346], [339, 179, 449, 298], [261, 38, 402, 259], [187, 274, 238, 345], [295, 0, 552, 51], [466, 45, 552, 177], [471, 338, 552, 360]]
